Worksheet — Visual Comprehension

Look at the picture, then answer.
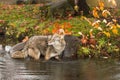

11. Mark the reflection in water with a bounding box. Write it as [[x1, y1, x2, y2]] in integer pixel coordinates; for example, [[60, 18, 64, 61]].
[[0, 54, 120, 80]]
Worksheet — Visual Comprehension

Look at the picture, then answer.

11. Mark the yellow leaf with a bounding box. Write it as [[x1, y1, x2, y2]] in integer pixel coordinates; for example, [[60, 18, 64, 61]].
[[112, 19, 117, 23], [117, 24, 120, 28], [9, 23, 15, 27], [100, 6, 104, 11], [89, 29, 93, 36], [92, 20, 100, 28], [74, 5, 79, 12], [61, 25, 64, 29], [102, 10, 111, 18], [112, 24, 117, 29], [99, 1, 104, 11], [103, 31, 110, 37], [82, 16, 92, 24], [43, 29, 49, 35]]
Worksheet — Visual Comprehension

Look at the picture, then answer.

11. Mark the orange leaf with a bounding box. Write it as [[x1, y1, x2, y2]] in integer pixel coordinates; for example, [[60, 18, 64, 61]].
[[92, 20, 101, 28], [22, 36, 29, 42], [43, 29, 49, 34], [102, 10, 111, 18], [92, 8, 99, 18], [65, 29, 72, 35], [0, 20, 5, 23], [52, 28, 58, 34], [99, 1, 104, 10], [112, 28, 118, 35], [54, 22, 60, 29]]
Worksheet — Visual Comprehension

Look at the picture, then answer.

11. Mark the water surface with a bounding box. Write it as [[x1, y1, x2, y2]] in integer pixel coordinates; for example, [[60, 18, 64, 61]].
[[0, 53, 120, 80]]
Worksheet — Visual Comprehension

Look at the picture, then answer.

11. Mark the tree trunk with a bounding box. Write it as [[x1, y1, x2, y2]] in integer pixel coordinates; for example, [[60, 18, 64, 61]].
[[69, 0, 90, 16], [78, 0, 90, 15]]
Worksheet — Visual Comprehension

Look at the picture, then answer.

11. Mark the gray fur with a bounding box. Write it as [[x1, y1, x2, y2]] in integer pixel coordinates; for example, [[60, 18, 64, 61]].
[[11, 35, 66, 60], [9, 42, 26, 54]]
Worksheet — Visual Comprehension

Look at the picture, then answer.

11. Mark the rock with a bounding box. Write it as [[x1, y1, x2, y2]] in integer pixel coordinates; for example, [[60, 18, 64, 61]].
[[0, 50, 7, 56], [0, 44, 3, 51], [5, 45, 12, 52], [0, 44, 7, 57], [61, 35, 80, 59]]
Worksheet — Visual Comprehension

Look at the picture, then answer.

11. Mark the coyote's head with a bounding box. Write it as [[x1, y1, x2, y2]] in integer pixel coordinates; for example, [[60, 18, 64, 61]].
[[48, 33, 66, 54]]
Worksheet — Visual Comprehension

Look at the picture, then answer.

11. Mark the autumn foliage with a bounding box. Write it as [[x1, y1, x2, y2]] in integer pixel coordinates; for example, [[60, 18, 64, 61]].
[[78, 1, 120, 58], [0, 1, 120, 58], [43, 22, 72, 35]]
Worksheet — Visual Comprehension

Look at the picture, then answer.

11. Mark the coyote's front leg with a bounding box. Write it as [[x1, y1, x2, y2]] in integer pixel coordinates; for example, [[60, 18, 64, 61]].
[[45, 46, 52, 60], [45, 46, 60, 61], [28, 47, 40, 60]]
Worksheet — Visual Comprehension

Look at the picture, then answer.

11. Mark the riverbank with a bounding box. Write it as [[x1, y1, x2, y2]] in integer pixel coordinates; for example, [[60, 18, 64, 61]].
[[0, 2, 120, 59]]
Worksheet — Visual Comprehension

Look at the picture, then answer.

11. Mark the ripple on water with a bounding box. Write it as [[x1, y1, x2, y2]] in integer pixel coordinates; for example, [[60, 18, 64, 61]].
[[13, 75, 50, 80], [1, 58, 120, 80], [0, 59, 6, 70], [0, 58, 51, 80]]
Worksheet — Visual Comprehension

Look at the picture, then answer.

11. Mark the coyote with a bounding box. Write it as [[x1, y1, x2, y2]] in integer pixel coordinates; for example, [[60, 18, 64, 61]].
[[45, 33, 66, 60], [10, 34, 66, 60]]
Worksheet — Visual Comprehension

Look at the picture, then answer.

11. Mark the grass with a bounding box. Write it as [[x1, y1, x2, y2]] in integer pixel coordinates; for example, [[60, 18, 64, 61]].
[[0, 3, 120, 59]]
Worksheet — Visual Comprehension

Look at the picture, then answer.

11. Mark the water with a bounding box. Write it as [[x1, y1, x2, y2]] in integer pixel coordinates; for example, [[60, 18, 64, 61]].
[[0, 53, 120, 80]]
